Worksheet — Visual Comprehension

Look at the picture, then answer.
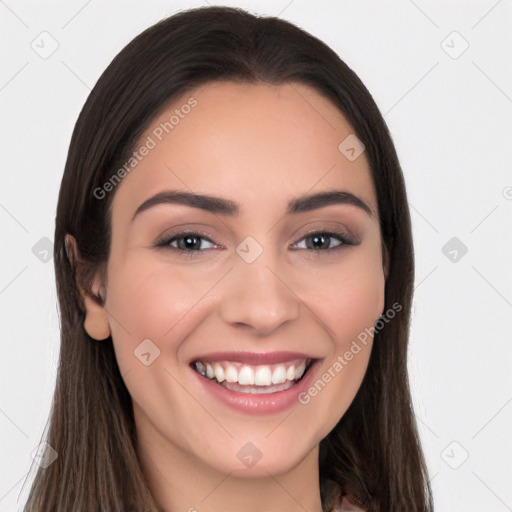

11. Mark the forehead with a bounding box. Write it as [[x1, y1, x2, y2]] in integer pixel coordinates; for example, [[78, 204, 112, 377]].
[[110, 81, 376, 222]]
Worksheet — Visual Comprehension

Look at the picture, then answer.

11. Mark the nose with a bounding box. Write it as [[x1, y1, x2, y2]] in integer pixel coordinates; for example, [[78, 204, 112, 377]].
[[218, 255, 301, 337]]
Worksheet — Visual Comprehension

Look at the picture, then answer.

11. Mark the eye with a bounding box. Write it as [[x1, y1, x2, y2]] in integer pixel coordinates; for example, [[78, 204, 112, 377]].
[[291, 230, 356, 252], [154, 231, 218, 253]]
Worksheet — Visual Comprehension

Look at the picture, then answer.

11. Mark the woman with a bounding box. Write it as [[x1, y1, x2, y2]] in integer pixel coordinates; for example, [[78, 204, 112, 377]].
[[23, 6, 433, 511]]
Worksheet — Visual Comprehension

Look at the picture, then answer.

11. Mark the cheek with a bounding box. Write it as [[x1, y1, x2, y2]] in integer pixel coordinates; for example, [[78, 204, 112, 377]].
[[304, 248, 385, 346], [105, 254, 210, 370], [330, 269, 384, 347], [294, 251, 385, 434]]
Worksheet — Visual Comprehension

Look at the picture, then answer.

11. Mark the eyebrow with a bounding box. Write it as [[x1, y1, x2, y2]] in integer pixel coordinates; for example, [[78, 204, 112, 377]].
[[131, 189, 377, 222]]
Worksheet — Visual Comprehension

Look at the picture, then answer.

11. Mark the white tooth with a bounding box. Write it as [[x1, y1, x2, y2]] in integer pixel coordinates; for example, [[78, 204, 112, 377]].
[[238, 366, 255, 385], [206, 363, 214, 379], [294, 360, 306, 379], [214, 363, 225, 382], [225, 365, 238, 383], [286, 364, 296, 381], [254, 366, 272, 386], [222, 380, 296, 394], [271, 365, 287, 384]]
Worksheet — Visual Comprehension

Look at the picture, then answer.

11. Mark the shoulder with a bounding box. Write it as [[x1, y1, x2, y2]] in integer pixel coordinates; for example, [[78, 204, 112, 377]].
[[336, 494, 367, 511]]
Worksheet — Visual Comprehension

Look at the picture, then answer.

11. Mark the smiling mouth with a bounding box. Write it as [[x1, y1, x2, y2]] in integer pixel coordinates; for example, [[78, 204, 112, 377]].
[[191, 358, 314, 394]]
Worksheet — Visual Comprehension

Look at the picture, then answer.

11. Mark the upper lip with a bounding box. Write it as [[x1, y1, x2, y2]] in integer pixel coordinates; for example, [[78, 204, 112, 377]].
[[190, 351, 318, 365]]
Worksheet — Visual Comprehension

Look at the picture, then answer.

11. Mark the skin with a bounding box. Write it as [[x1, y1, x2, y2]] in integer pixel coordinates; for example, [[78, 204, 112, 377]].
[[78, 81, 388, 512]]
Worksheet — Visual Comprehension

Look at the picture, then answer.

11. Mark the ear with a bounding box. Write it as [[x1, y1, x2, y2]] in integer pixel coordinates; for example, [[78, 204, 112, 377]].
[[65, 234, 111, 341]]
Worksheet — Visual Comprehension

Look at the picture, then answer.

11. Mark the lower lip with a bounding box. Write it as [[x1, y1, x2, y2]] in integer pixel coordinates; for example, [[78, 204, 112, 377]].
[[191, 359, 321, 415]]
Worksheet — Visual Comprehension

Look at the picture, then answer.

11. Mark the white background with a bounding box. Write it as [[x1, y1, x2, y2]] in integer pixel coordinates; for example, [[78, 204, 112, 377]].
[[1, 1, 511, 510]]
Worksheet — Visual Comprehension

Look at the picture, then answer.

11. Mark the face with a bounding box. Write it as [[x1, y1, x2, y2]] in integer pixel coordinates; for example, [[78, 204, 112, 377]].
[[89, 81, 386, 478]]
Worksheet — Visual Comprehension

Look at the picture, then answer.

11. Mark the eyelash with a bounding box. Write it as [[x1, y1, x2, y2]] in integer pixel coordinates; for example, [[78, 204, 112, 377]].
[[154, 229, 357, 258]]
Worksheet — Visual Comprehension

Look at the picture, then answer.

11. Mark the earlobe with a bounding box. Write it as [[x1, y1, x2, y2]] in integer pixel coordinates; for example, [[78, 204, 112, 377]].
[[82, 291, 111, 341], [82, 271, 111, 341], [65, 233, 111, 341]]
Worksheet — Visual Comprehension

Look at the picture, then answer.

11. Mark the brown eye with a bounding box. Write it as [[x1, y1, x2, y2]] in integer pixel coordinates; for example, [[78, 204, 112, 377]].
[[292, 231, 356, 252], [304, 233, 339, 250], [155, 231, 218, 253]]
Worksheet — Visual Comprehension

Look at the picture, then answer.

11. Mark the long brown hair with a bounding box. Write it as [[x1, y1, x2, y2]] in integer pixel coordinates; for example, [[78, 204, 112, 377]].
[[22, 6, 433, 511]]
